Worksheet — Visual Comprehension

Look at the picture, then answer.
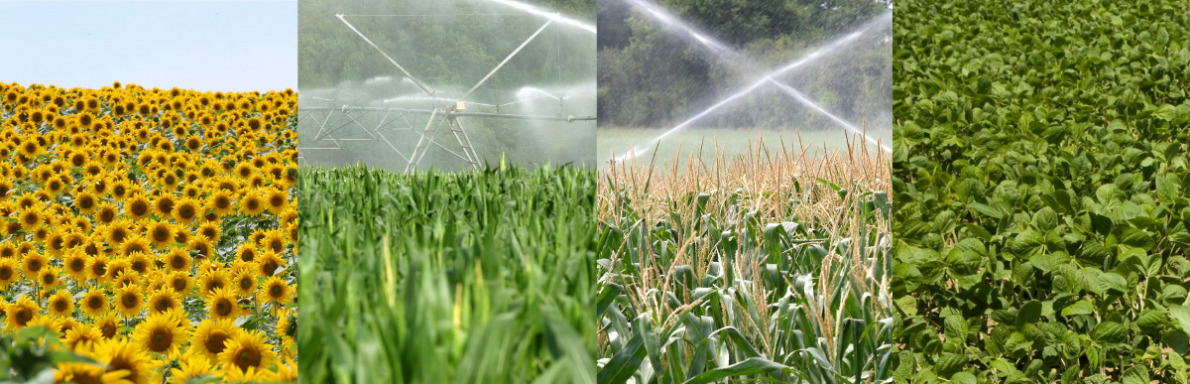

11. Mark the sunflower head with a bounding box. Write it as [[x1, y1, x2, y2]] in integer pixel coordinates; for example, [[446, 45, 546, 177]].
[[81, 288, 109, 319], [217, 329, 277, 381], [190, 318, 238, 363], [133, 308, 190, 358], [146, 220, 175, 249], [0, 259, 18, 290], [47, 289, 74, 317], [261, 276, 293, 306], [174, 198, 200, 224], [206, 287, 241, 321], [5, 296, 39, 330], [114, 284, 144, 318], [125, 194, 151, 220], [147, 288, 182, 314]]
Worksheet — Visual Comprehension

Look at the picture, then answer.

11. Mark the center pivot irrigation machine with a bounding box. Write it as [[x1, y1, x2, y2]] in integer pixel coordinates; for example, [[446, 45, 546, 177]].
[[298, 0, 597, 171]]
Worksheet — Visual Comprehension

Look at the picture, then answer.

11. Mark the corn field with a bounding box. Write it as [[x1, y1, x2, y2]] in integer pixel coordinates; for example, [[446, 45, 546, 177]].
[[298, 164, 597, 383], [597, 138, 893, 383]]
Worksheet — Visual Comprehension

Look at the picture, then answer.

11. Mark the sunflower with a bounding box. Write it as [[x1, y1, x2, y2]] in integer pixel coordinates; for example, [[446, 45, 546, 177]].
[[81, 288, 109, 318], [234, 163, 254, 179], [145, 220, 174, 249], [35, 265, 62, 289], [276, 308, 296, 347], [104, 221, 131, 245], [5, 296, 39, 330], [0, 259, 18, 290], [146, 288, 182, 314], [18, 207, 43, 231], [112, 270, 140, 289], [217, 330, 277, 382], [120, 235, 151, 258], [63, 250, 90, 281], [46, 289, 74, 317], [153, 194, 176, 218], [173, 198, 200, 224], [190, 237, 214, 259], [235, 243, 258, 263], [0, 242, 15, 259], [95, 312, 121, 339], [261, 230, 286, 254], [44, 229, 68, 256], [263, 188, 288, 215], [127, 252, 152, 275], [189, 318, 238, 363], [196, 221, 221, 242], [168, 358, 212, 384], [133, 309, 190, 358], [87, 254, 111, 282], [173, 226, 192, 246], [206, 287, 241, 321], [63, 324, 104, 350], [231, 267, 257, 298], [110, 179, 132, 200], [184, 135, 203, 152], [164, 248, 191, 272], [261, 276, 293, 306], [44, 175, 68, 195], [114, 285, 144, 318], [54, 361, 132, 384], [88, 337, 155, 384], [198, 269, 228, 297], [21, 250, 48, 275], [239, 189, 265, 216], [166, 271, 193, 295], [257, 251, 285, 278], [95, 202, 119, 224], [124, 194, 152, 220], [3, 219, 21, 238]]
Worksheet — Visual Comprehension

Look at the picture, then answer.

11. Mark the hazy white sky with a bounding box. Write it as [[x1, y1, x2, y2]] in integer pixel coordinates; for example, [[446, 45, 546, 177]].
[[0, 0, 297, 92]]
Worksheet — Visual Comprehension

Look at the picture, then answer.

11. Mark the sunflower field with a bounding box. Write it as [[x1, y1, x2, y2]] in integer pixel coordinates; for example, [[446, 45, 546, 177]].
[[0, 82, 298, 383]]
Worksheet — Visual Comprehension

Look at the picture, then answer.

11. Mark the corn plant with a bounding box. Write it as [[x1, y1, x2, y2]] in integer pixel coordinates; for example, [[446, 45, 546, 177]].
[[298, 164, 597, 383], [597, 138, 893, 383]]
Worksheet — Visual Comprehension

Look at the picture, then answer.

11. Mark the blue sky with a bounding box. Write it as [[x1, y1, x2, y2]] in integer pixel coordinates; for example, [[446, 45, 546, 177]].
[[0, 1, 296, 92]]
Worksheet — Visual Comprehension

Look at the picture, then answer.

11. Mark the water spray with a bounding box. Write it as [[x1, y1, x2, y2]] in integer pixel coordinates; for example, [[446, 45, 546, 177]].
[[484, 0, 596, 34], [613, 10, 892, 162]]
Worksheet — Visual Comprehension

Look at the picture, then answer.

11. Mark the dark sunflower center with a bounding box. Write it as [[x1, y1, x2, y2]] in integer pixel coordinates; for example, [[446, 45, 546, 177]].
[[130, 202, 147, 215], [235, 347, 262, 370], [205, 331, 229, 354], [215, 300, 232, 316], [149, 328, 172, 352]]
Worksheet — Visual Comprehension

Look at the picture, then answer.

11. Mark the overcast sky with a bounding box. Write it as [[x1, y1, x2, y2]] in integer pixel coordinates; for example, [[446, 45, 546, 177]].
[[0, 0, 296, 92]]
